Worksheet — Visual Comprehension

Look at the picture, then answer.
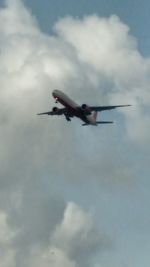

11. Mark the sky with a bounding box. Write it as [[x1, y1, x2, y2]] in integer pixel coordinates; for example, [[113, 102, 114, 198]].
[[0, 0, 150, 267], [22, 0, 150, 56]]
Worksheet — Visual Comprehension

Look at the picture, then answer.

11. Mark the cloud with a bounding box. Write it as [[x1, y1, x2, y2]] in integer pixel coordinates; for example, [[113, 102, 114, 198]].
[[28, 202, 106, 267], [0, 202, 105, 267], [0, 0, 149, 266], [51, 203, 102, 264], [0, 211, 16, 267], [55, 15, 150, 143]]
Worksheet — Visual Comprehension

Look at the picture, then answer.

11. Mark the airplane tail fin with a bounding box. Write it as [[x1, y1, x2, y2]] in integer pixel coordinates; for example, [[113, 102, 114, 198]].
[[93, 111, 97, 121]]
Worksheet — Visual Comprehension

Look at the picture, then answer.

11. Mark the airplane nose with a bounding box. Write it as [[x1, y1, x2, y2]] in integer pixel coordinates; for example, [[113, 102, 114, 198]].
[[52, 90, 57, 97]]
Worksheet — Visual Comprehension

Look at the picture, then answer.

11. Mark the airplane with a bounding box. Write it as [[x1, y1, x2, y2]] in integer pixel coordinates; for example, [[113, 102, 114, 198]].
[[37, 90, 131, 126]]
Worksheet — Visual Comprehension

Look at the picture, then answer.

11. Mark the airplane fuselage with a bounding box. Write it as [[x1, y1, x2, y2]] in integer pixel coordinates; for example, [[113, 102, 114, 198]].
[[37, 90, 130, 126], [52, 90, 97, 125]]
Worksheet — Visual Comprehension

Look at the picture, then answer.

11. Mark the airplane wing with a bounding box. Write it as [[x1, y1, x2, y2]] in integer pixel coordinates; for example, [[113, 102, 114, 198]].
[[90, 104, 131, 112], [37, 108, 66, 116]]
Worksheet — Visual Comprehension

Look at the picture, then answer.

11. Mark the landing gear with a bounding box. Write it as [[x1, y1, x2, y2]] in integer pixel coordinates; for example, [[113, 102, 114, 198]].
[[65, 116, 71, 122], [55, 97, 58, 104], [64, 109, 72, 122]]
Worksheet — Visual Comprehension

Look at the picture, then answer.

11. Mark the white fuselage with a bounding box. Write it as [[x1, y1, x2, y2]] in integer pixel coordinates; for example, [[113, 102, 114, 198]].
[[52, 90, 97, 125]]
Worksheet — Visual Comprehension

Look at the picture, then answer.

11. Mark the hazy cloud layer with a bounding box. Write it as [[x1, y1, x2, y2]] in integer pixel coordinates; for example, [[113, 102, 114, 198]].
[[0, 0, 150, 266]]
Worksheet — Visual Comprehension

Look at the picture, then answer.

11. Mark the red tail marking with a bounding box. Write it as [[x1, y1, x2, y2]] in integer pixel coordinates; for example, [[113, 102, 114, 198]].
[[93, 111, 97, 121]]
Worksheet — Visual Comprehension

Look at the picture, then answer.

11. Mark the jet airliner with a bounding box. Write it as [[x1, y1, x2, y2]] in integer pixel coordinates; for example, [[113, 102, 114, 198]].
[[37, 90, 131, 126]]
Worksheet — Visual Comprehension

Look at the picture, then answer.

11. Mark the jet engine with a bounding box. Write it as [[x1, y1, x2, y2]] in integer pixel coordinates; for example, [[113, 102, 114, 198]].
[[52, 106, 59, 112], [81, 104, 91, 114], [82, 104, 88, 110]]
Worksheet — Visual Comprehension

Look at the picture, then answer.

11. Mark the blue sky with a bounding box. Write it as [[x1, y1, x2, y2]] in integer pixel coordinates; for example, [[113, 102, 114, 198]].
[[23, 0, 150, 56], [0, 1, 150, 267]]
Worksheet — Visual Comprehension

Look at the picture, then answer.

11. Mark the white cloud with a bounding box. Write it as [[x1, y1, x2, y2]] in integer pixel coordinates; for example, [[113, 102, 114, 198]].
[[52, 203, 101, 260], [2, 0, 39, 35], [0, 202, 103, 267], [30, 247, 77, 267], [29, 202, 104, 267], [0, 211, 16, 267], [0, 0, 149, 266], [55, 15, 150, 143], [0, 212, 14, 243]]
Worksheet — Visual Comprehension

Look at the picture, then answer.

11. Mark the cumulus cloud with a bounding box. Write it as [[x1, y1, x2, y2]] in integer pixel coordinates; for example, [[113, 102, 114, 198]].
[[0, 0, 149, 266], [28, 202, 105, 267], [51, 203, 101, 264], [55, 15, 150, 143], [0, 202, 104, 267]]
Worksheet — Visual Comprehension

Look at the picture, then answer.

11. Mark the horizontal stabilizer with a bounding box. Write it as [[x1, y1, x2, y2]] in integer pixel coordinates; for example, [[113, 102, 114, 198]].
[[82, 123, 89, 126], [37, 112, 51, 115], [82, 121, 114, 126], [96, 121, 114, 124]]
